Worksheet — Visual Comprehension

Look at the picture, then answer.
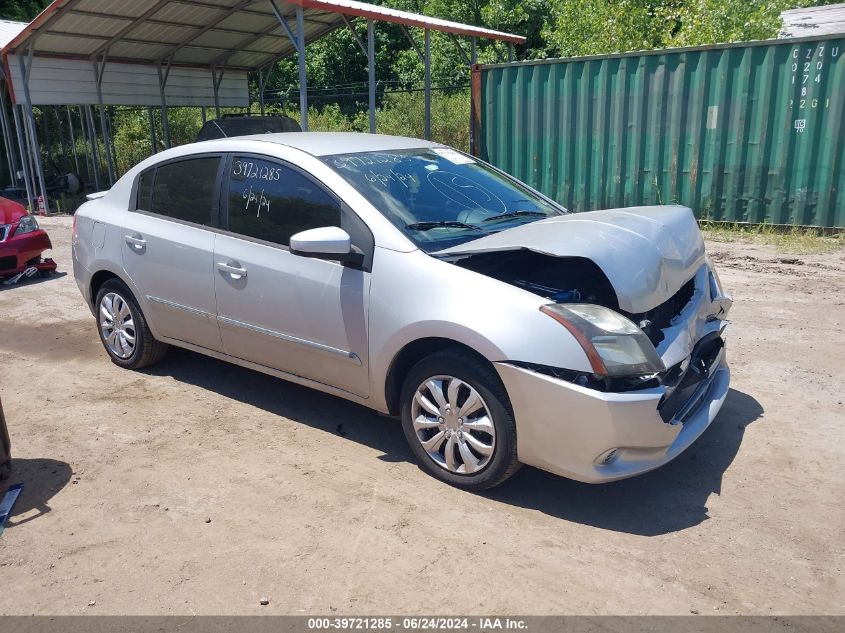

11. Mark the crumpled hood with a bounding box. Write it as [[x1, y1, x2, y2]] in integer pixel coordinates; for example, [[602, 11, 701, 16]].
[[435, 205, 705, 313], [0, 197, 28, 225]]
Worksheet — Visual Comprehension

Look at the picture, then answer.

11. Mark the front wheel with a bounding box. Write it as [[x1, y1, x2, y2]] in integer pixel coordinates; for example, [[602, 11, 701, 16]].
[[400, 349, 520, 491]]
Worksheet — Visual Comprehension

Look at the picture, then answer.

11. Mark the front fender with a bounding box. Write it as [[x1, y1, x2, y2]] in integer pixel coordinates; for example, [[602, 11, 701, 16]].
[[367, 247, 593, 412]]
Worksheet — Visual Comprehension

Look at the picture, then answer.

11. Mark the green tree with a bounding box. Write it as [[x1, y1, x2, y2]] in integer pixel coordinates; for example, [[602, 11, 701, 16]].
[[666, 0, 800, 47], [0, 0, 49, 21], [542, 0, 668, 57], [542, 0, 845, 57], [483, 0, 558, 58]]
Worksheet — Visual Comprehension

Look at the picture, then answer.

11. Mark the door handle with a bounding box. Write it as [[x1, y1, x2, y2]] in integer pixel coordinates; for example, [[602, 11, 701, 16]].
[[217, 261, 248, 279], [125, 234, 146, 249]]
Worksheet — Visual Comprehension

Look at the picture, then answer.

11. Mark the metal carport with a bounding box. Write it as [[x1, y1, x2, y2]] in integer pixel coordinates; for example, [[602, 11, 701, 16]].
[[0, 0, 525, 213]]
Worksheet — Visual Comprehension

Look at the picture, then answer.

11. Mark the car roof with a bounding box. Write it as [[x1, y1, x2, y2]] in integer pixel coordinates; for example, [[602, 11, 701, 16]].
[[218, 132, 442, 156]]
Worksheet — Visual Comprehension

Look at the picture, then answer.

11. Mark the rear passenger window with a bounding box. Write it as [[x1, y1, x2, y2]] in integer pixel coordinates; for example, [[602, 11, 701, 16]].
[[146, 157, 220, 225], [137, 169, 154, 210], [227, 156, 341, 246]]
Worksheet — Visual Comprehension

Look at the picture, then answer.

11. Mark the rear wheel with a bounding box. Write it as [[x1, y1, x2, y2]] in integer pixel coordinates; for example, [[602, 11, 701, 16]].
[[95, 279, 168, 369], [400, 349, 520, 491]]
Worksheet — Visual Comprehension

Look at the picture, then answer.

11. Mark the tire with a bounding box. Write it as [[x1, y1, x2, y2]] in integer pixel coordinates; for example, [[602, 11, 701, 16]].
[[0, 461, 10, 481], [95, 279, 168, 370], [400, 348, 520, 491]]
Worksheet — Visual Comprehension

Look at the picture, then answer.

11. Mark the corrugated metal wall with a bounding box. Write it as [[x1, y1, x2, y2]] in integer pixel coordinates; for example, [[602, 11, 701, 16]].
[[472, 36, 845, 228], [6, 55, 249, 107]]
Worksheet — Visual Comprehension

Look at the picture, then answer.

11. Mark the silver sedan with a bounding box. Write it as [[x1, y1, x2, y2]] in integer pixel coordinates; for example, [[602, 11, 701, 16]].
[[72, 132, 732, 490]]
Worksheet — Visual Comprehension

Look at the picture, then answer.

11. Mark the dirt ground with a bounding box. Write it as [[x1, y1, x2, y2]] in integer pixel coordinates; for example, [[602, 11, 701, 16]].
[[0, 216, 842, 615]]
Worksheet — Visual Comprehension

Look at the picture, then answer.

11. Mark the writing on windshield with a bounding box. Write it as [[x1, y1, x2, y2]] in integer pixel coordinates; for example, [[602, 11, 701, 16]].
[[323, 149, 562, 251]]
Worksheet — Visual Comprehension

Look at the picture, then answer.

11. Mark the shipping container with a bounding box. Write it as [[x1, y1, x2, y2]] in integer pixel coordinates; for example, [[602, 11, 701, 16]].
[[471, 35, 845, 228]]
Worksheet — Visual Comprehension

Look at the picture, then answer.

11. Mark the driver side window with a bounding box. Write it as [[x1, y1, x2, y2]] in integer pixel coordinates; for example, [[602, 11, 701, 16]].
[[226, 156, 341, 247]]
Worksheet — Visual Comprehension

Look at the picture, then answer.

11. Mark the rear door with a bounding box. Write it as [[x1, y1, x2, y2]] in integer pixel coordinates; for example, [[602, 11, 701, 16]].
[[212, 154, 372, 397], [121, 155, 224, 352]]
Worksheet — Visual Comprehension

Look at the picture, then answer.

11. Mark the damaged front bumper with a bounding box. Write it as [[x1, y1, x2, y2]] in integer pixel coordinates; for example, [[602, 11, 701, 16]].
[[497, 261, 732, 483], [0, 229, 55, 278], [496, 345, 729, 483]]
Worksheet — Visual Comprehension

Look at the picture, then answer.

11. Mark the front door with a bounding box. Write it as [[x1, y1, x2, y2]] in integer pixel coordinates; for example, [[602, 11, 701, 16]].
[[213, 155, 371, 398], [122, 155, 223, 352]]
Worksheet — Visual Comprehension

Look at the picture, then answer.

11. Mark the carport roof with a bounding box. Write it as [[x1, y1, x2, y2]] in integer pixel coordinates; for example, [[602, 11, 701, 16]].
[[0, 20, 27, 49], [1, 0, 525, 71]]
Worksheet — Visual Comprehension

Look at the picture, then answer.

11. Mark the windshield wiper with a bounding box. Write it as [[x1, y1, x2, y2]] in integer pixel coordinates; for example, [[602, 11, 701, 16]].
[[482, 210, 547, 223], [406, 220, 483, 232]]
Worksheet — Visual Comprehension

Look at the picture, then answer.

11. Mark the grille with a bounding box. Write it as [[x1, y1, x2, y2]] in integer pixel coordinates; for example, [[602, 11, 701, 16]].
[[0, 225, 8, 242], [0, 256, 17, 272]]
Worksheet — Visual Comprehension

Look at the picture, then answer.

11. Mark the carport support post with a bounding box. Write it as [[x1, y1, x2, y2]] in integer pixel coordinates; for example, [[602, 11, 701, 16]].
[[108, 109, 118, 177], [424, 29, 431, 140], [0, 101, 15, 187], [262, 63, 277, 115], [295, 6, 308, 131], [84, 105, 101, 191], [55, 107, 69, 173], [78, 106, 94, 188], [368, 19, 376, 134], [258, 70, 266, 116], [93, 56, 115, 186], [44, 106, 54, 168], [11, 105, 34, 210], [78, 105, 95, 189], [0, 83, 19, 187], [211, 66, 225, 119], [66, 105, 80, 175], [469, 38, 476, 153], [342, 15, 376, 130], [148, 107, 157, 154], [269, 0, 307, 130], [213, 71, 220, 118], [157, 63, 172, 149], [21, 107, 40, 210], [18, 47, 50, 213], [22, 108, 38, 195]]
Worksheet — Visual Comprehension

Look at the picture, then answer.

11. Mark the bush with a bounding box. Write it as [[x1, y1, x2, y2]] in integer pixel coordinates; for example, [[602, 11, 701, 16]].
[[272, 90, 472, 150], [107, 91, 472, 178], [376, 91, 471, 152]]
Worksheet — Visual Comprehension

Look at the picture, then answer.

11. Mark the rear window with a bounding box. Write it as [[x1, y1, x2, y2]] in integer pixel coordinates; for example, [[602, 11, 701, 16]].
[[137, 169, 154, 210], [138, 157, 220, 226]]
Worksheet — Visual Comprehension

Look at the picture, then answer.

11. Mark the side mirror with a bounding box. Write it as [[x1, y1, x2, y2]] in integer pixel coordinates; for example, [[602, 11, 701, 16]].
[[289, 226, 364, 267]]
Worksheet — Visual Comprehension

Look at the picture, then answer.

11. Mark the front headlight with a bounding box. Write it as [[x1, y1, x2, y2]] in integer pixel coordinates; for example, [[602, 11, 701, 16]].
[[540, 303, 666, 377], [13, 214, 39, 236]]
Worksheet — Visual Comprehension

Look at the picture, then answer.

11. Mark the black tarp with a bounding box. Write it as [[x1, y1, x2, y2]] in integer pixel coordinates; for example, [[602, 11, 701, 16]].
[[196, 115, 301, 142], [0, 397, 10, 479]]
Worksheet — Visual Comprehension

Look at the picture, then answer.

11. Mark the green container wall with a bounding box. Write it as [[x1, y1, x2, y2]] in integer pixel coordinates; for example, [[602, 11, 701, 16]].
[[473, 36, 845, 228]]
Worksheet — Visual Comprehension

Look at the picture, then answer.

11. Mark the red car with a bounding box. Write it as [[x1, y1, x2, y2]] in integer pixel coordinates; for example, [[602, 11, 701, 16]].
[[0, 197, 56, 281]]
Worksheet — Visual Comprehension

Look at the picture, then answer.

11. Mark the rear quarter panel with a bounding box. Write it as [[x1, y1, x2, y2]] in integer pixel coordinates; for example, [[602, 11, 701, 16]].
[[72, 198, 144, 321]]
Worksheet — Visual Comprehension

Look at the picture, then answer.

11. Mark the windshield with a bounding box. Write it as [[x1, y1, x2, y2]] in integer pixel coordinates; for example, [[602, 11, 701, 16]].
[[322, 148, 564, 251]]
